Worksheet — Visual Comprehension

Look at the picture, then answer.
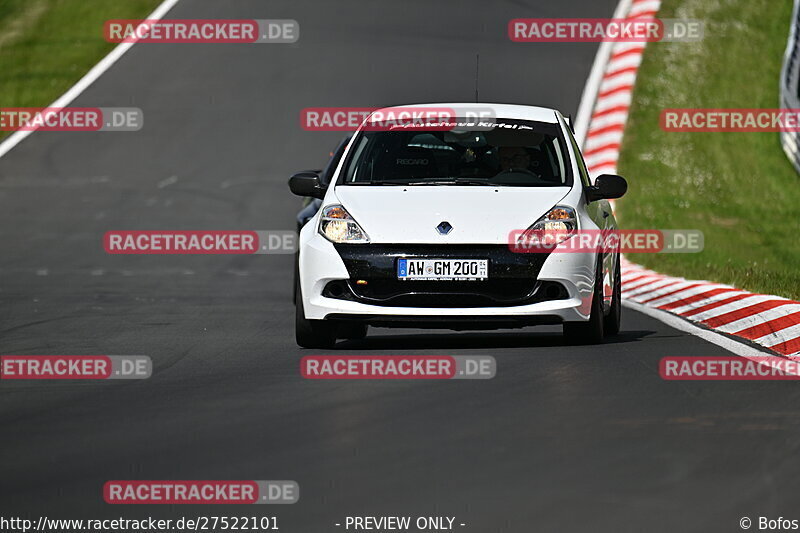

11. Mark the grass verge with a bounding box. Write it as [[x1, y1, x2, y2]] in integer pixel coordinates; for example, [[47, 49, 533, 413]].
[[0, 0, 162, 139], [617, 0, 800, 300]]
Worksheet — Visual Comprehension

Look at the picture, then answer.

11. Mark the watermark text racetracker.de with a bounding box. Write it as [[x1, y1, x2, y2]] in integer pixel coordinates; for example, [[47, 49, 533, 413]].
[[0, 108, 142, 132], [104, 480, 298, 504], [660, 356, 800, 380], [0, 355, 151, 380], [105, 19, 299, 43], [508, 18, 704, 42], [103, 231, 297, 254], [301, 356, 496, 380], [508, 229, 704, 254], [300, 106, 498, 131], [661, 108, 800, 132]]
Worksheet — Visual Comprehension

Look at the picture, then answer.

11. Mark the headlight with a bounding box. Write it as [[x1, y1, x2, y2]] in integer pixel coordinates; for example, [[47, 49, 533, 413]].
[[517, 205, 578, 246], [318, 205, 370, 243], [531, 206, 577, 232]]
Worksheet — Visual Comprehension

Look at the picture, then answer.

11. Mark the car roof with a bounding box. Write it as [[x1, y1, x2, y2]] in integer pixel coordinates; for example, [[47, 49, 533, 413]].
[[364, 103, 561, 124]]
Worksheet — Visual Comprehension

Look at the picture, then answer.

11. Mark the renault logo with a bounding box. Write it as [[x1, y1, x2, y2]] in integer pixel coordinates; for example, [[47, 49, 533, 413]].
[[436, 221, 453, 235]]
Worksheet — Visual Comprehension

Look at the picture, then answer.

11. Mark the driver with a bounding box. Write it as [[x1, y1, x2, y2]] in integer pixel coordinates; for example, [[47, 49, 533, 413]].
[[498, 146, 531, 172]]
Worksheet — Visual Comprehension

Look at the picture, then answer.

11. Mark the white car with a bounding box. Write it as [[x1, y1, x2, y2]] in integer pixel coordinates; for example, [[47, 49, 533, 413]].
[[289, 103, 627, 348]]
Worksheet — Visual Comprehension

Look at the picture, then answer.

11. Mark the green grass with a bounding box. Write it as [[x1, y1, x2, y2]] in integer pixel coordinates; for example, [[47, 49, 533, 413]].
[[0, 0, 161, 138], [617, 0, 800, 300]]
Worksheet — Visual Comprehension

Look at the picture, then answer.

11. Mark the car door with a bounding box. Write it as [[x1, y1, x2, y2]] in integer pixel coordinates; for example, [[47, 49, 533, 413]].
[[568, 130, 617, 310]]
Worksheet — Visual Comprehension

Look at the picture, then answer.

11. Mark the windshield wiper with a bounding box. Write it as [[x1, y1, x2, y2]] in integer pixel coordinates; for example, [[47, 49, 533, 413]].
[[349, 180, 409, 185], [356, 178, 507, 186], [402, 178, 503, 186], [452, 178, 505, 186]]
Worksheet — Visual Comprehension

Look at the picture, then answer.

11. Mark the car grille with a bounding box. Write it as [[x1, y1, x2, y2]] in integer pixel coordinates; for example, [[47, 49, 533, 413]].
[[326, 244, 566, 308]]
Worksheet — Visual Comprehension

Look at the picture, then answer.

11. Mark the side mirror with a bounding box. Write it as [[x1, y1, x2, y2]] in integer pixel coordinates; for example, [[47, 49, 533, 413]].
[[587, 174, 627, 201], [289, 171, 326, 199]]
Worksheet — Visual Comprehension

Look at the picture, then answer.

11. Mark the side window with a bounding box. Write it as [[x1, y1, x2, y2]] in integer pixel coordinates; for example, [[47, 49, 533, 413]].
[[565, 124, 592, 188], [343, 135, 371, 183], [320, 136, 352, 185]]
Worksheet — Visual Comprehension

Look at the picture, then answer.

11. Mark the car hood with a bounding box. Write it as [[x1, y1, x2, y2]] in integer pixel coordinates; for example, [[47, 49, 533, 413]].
[[331, 186, 571, 244]]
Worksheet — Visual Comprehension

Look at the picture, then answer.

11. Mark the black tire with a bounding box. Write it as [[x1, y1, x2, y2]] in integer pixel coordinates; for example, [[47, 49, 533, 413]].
[[563, 257, 605, 345], [292, 221, 303, 303], [292, 251, 299, 304], [295, 280, 337, 349], [603, 253, 622, 336], [338, 323, 368, 340]]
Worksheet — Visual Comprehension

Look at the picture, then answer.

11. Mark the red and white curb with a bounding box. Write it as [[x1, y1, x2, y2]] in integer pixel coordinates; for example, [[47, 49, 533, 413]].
[[582, 0, 660, 174], [621, 261, 800, 356], [580, 0, 800, 357]]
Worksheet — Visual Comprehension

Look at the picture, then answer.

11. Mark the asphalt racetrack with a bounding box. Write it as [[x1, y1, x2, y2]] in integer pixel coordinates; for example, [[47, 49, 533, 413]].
[[2, 1, 800, 531]]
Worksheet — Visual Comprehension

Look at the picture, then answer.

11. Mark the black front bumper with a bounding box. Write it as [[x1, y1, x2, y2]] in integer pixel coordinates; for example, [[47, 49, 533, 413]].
[[326, 244, 566, 308]]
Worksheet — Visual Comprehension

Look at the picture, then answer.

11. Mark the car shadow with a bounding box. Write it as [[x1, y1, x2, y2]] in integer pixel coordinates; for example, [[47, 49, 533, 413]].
[[334, 328, 656, 351]]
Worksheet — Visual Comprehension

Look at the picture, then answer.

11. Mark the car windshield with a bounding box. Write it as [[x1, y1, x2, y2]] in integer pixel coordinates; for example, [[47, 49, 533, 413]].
[[339, 118, 571, 186]]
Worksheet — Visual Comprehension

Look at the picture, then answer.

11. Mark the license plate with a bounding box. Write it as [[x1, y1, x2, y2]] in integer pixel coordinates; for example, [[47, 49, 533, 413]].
[[397, 259, 488, 280]]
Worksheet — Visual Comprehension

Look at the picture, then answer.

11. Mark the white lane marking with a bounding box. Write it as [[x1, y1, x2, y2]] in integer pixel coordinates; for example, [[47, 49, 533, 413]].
[[592, 88, 636, 112], [0, 0, 182, 160], [598, 71, 638, 93], [584, 152, 620, 169], [718, 305, 800, 334], [623, 278, 682, 297], [629, 0, 661, 15], [583, 148, 621, 166], [669, 291, 750, 315], [585, 110, 629, 131], [621, 275, 671, 293], [603, 53, 645, 73], [586, 162, 617, 175], [688, 295, 785, 322], [623, 300, 778, 359], [626, 280, 703, 303], [584, 130, 625, 151], [641, 283, 730, 307], [754, 322, 800, 348], [157, 175, 178, 188]]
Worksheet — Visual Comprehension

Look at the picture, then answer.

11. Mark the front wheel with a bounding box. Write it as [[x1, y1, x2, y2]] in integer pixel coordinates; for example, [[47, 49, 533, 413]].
[[338, 323, 368, 340], [563, 257, 605, 345], [295, 280, 337, 349], [603, 254, 622, 336]]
